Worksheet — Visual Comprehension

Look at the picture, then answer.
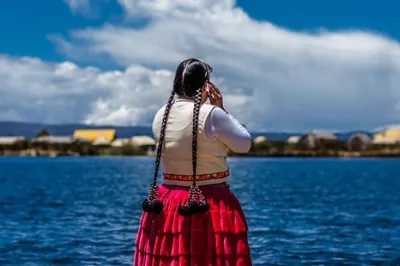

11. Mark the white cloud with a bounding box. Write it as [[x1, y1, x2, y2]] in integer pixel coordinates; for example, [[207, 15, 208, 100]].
[[0, 55, 173, 126], [116, 0, 236, 18], [63, 0, 106, 17], [2, 0, 400, 132], [64, 0, 90, 14], [50, 0, 400, 131]]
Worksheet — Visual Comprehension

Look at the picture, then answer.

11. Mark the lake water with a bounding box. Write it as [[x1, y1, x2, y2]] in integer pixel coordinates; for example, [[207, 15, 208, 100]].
[[1, 157, 400, 265]]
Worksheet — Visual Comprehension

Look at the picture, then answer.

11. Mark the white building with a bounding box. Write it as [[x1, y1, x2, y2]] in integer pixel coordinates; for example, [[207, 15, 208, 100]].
[[0, 136, 25, 145]]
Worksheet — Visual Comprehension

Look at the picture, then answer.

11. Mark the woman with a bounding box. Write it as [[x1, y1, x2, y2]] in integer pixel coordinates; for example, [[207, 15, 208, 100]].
[[134, 58, 252, 266]]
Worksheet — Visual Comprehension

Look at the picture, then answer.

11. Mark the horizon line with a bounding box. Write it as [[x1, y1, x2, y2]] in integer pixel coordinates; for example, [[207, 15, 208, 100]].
[[0, 120, 397, 135]]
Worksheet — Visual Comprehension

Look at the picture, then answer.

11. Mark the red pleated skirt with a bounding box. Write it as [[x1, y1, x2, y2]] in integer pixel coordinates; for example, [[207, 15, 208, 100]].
[[133, 183, 252, 266]]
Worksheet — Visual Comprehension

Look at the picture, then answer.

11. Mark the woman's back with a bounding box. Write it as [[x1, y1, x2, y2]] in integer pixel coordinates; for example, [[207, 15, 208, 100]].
[[153, 98, 230, 186]]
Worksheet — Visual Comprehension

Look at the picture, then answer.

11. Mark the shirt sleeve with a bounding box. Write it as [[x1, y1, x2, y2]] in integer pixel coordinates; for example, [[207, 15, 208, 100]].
[[204, 107, 252, 153]]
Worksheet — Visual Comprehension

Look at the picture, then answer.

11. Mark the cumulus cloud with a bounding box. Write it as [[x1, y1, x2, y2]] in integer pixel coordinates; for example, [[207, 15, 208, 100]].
[[116, 0, 235, 18], [0, 55, 173, 126], [2, 0, 400, 132], [49, 0, 400, 131]]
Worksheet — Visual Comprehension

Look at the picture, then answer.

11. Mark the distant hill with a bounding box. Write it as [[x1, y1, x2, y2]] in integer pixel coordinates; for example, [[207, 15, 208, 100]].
[[0, 121, 373, 141]]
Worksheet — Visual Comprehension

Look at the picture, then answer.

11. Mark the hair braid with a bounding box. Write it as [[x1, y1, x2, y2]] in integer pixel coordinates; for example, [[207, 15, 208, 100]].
[[178, 73, 210, 216], [191, 88, 202, 184], [153, 91, 175, 184], [142, 90, 175, 214]]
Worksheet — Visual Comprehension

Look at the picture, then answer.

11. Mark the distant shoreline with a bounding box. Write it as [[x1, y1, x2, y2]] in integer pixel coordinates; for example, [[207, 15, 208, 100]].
[[2, 149, 400, 158], [231, 150, 400, 158]]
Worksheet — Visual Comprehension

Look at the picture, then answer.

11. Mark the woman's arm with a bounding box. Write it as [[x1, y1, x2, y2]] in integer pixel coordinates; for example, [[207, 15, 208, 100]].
[[204, 107, 252, 153]]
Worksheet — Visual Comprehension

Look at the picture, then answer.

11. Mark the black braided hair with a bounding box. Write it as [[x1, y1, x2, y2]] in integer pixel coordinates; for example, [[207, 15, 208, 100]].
[[191, 89, 202, 186], [142, 58, 212, 216], [178, 60, 211, 216], [142, 90, 175, 213]]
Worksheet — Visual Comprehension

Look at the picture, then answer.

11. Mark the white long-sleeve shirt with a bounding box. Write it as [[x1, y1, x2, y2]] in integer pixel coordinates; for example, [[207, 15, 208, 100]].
[[204, 107, 252, 153]]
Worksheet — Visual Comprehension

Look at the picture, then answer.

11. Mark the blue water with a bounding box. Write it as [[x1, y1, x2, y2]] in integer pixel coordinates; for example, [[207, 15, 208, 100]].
[[1, 157, 400, 265]]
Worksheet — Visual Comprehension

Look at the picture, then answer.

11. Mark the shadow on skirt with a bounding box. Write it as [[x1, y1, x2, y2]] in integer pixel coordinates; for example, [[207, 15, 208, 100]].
[[134, 183, 252, 266]]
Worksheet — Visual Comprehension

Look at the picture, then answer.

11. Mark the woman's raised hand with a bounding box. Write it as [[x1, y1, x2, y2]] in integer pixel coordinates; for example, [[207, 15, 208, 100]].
[[207, 81, 226, 112]]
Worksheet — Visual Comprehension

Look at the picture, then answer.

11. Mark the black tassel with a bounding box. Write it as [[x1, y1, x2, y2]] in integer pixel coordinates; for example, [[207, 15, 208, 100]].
[[142, 184, 163, 213], [152, 200, 163, 214], [178, 185, 209, 216], [142, 199, 153, 212], [178, 201, 199, 216], [197, 202, 210, 213]]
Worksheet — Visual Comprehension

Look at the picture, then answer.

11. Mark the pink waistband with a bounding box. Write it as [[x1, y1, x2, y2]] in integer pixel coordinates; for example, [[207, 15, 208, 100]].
[[162, 182, 229, 189], [163, 170, 230, 182]]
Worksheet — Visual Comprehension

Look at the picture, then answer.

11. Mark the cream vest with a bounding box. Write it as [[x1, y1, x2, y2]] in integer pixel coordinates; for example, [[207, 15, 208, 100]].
[[152, 98, 229, 186]]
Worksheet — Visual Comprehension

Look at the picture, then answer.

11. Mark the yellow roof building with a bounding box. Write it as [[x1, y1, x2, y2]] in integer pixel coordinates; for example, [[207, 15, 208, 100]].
[[73, 129, 116, 144], [373, 128, 400, 144]]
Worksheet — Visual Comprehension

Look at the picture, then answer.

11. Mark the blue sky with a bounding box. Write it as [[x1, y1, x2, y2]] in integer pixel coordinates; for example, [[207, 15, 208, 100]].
[[239, 0, 399, 36], [1, 0, 400, 132]]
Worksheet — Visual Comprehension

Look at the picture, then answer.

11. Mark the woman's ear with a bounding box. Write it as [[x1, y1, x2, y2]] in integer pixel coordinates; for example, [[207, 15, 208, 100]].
[[201, 82, 209, 104], [202, 82, 208, 93]]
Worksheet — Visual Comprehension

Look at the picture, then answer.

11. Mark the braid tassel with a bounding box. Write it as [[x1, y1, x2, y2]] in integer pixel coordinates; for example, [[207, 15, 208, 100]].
[[142, 183, 163, 213], [178, 87, 210, 216], [142, 91, 175, 214]]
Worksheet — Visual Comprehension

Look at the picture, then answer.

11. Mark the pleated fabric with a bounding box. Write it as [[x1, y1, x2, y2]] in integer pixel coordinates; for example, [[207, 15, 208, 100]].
[[134, 183, 252, 266]]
